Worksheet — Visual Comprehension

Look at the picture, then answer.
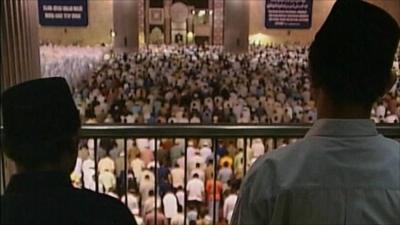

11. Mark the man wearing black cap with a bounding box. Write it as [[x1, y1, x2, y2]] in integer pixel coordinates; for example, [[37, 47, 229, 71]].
[[232, 1, 400, 225], [1, 78, 137, 225]]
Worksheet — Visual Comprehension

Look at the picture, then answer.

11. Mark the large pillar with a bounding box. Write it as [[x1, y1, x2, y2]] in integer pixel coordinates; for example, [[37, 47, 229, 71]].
[[223, 0, 249, 53], [1, 0, 41, 91], [164, 0, 172, 44], [113, 0, 139, 52], [138, 0, 145, 47], [1, 0, 41, 190], [213, 0, 224, 45]]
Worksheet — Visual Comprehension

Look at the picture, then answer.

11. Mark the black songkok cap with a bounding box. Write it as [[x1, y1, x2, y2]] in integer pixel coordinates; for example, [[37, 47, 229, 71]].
[[2, 77, 80, 143], [313, 0, 399, 51], [312, 0, 400, 67], [309, 0, 400, 103]]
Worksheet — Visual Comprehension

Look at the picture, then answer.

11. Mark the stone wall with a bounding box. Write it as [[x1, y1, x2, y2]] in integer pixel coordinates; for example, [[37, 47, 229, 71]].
[[39, 0, 113, 46]]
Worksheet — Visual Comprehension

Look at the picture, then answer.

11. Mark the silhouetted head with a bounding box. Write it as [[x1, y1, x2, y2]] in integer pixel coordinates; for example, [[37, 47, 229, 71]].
[[2, 78, 81, 173], [309, 0, 399, 110]]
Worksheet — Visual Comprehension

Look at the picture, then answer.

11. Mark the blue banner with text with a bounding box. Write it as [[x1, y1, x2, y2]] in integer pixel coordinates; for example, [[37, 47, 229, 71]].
[[38, 0, 88, 27], [265, 0, 313, 29]]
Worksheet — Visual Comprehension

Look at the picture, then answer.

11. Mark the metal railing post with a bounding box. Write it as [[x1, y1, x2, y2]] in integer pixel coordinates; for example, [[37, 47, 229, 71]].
[[184, 138, 188, 225], [94, 138, 99, 193], [124, 138, 128, 206], [154, 138, 158, 225], [243, 137, 247, 176], [212, 138, 218, 225]]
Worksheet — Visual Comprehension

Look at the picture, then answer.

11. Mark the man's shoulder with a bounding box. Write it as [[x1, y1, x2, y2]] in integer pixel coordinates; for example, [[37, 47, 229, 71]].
[[266, 139, 311, 160], [243, 139, 309, 189], [187, 179, 195, 185], [244, 134, 400, 190], [249, 139, 307, 171], [194, 179, 203, 184], [378, 135, 400, 152], [71, 188, 130, 212], [78, 189, 137, 224], [2, 188, 136, 225]]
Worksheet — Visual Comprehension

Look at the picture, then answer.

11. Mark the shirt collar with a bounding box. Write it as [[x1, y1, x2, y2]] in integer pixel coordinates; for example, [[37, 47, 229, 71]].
[[5, 171, 72, 193], [305, 119, 379, 137]]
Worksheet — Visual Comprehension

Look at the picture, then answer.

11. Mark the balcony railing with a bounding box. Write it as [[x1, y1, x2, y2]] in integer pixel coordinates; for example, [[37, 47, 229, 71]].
[[1, 124, 399, 225]]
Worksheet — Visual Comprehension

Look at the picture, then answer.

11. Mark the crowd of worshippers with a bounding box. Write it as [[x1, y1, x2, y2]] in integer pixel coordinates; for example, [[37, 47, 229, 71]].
[[40, 44, 110, 88], [70, 136, 282, 225], [68, 45, 400, 125]]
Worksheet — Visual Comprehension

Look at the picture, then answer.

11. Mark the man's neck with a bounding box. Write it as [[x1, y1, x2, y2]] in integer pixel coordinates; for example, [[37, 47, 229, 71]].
[[316, 101, 372, 119], [315, 89, 372, 120]]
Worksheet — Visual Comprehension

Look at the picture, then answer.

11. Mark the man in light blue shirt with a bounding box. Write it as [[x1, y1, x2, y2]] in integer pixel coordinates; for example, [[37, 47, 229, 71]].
[[231, 1, 400, 225]]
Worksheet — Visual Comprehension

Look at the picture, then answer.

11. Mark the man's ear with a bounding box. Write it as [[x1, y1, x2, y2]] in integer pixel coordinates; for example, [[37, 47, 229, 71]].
[[70, 135, 80, 155], [385, 70, 398, 93], [310, 86, 320, 102]]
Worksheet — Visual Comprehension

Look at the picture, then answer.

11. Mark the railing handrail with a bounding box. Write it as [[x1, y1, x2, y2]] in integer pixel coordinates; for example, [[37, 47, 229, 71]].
[[1, 124, 399, 138]]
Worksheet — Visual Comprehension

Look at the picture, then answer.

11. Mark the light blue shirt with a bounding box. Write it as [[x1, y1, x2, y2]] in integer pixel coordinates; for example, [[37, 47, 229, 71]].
[[231, 119, 400, 225]]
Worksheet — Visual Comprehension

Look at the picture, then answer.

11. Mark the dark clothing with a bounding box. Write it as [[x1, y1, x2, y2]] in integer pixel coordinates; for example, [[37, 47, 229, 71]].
[[157, 166, 171, 197], [1, 172, 137, 225]]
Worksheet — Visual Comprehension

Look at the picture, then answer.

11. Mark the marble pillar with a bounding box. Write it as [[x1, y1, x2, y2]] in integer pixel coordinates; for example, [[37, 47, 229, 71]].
[[213, 0, 224, 45], [164, 0, 172, 44], [113, 0, 139, 52], [223, 0, 249, 52], [1, 0, 41, 91], [1, 0, 41, 192]]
